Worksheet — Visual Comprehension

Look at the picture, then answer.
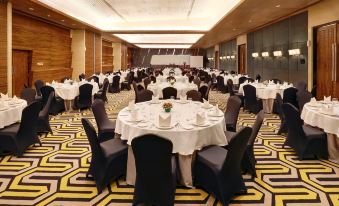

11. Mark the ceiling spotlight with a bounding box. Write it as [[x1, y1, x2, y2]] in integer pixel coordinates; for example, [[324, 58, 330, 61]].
[[29, 7, 34, 11], [276, 5, 281, 8], [61, 19, 65, 22]]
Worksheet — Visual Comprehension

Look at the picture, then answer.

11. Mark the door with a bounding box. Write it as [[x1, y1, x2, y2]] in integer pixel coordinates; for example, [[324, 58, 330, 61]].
[[238, 44, 246, 74], [316, 24, 339, 99], [12, 50, 31, 96]]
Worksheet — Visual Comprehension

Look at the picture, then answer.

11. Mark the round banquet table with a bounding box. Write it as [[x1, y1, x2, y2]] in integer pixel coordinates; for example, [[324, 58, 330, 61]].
[[156, 75, 188, 83], [301, 102, 339, 163], [94, 74, 113, 84], [0, 98, 27, 129], [163, 68, 182, 76], [239, 82, 291, 113], [49, 82, 99, 100], [222, 74, 245, 85], [115, 100, 227, 186], [147, 82, 198, 98]]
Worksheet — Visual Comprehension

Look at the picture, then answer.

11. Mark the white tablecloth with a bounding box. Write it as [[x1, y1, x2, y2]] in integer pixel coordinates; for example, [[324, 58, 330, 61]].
[[49, 82, 99, 100], [163, 68, 182, 76], [156, 75, 188, 83], [0, 99, 27, 129], [115, 101, 227, 186], [221, 75, 245, 85], [301, 103, 339, 163], [148, 82, 198, 98], [239, 83, 291, 113]]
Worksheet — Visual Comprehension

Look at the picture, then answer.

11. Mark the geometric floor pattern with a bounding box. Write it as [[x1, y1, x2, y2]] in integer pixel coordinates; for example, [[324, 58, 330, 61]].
[[0, 90, 338, 206]]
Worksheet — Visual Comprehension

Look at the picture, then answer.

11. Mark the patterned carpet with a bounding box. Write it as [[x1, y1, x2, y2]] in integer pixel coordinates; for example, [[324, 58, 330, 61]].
[[0, 90, 338, 206]]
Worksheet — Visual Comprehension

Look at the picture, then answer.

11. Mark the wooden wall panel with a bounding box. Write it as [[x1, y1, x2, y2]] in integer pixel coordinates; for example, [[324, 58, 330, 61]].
[[12, 12, 72, 84], [85, 31, 94, 76], [0, 1, 7, 93], [102, 40, 113, 73], [95, 34, 102, 73]]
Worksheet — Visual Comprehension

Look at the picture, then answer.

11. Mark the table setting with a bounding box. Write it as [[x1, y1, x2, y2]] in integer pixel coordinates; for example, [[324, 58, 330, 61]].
[[0, 93, 27, 129], [115, 98, 227, 187], [301, 96, 339, 163], [147, 81, 198, 98]]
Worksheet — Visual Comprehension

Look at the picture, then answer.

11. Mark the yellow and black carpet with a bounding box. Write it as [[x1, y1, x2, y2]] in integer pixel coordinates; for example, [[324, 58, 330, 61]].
[[0, 91, 338, 206]]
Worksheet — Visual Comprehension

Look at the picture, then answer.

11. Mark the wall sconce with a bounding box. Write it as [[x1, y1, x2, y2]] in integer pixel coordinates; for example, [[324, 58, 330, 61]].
[[288, 49, 301, 56], [230, 55, 235, 59], [262, 52, 269, 57], [273, 51, 283, 57], [222, 56, 227, 60], [226, 56, 231, 59], [252, 52, 259, 58]]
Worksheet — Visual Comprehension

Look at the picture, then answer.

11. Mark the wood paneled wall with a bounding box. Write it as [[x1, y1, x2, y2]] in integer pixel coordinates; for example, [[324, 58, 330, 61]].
[[0, 1, 7, 93], [247, 12, 308, 84], [12, 12, 72, 84], [95, 34, 102, 73], [102, 40, 113, 73], [121, 44, 128, 69], [219, 39, 237, 71], [132, 48, 206, 67], [85, 30, 94, 77]]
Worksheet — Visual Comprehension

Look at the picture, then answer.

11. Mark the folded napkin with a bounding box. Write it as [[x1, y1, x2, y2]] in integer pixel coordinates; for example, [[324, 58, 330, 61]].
[[324, 96, 332, 102], [214, 104, 220, 115], [130, 109, 139, 121], [81, 79, 86, 83], [180, 95, 187, 102], [196, 111, 206, 125], [52, 80, 56, 84], [244, 80, 248, 84], [13, 95, 18, 100], [0, 93, 8, 99], [276, 83, 281, 89], [128, 100, 135, 110], [152, 95, 159, 103], [159, 113, 171, 127], [203, 99, 210, 108], [283, 82, 288, 86], [91, 79, 95, 83], [310, 97, 317, 104]]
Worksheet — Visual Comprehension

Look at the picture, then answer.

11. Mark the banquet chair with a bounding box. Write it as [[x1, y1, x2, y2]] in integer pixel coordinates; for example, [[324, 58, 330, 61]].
[[282, 103, 328, 160], [143, 77, 151, 89], [137, 84, 145, 91], [311, 86, 317, 98], [94, 78, 109, 103], [132, 134, 177, 206], [224, 96, 242, 132], [296, 81, 307, 93], [271, 78, 282, 84], [74, 84, 93, 110], [283, 87, 299, 109], [0, 101, 41, 157], [89, 76, 100, 85], [193, 78, 201, 88], [226, 79, 235, 96], [150, 76, 156, 83], [246, 78, 255, 83], [20, 88, 37, 105], [255, 74, 261, 82], [135, 89, 153, 103], [109, 75, 121, 93], [81, 118, 127, 193], [34, 79, 44, 97], [276, 93, 288, 134], [60, 76, 71, 83], [243, 85, 263, 114], [162, 87, 177, 99], [189, 75, 194, 83], [186, 90, 202, 102], [40, 86, 65, 115], [37, 92, 54, 134], [79, 73, 86, 81], [121, 72, 133, 90], [238, 76, 247, 85], [194, 127, 252, 206], [199, 82, 211, 100], [297, 90, 312, 113], [216, 76, 227, 93], [92, 99, 116, 142]]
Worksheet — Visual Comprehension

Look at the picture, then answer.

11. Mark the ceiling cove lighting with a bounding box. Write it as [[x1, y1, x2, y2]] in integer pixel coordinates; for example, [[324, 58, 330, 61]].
[[261, 52, 269, 57], [288, 49, 301, 56], [37, 0, 244, 31], [113, 34, 203, 44], [273, 51, 283, 57], [135, 44, 192, 49], [252, 52, 259, 58]]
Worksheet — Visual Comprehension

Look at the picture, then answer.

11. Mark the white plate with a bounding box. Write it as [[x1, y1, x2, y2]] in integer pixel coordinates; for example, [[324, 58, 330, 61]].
[[154, 122, 176, 130], [126, 117, 143, 122], [208, 112, 224, 117], [192, 121, 211, 127], [181, 124, 194, 130]]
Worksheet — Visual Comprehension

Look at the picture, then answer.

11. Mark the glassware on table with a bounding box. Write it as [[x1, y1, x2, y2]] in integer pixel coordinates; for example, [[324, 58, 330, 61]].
[[332, 98, 338, 105]]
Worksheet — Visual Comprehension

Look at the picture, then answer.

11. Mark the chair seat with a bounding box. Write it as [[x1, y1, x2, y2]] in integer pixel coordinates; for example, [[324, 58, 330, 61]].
[[0, 123, 20, 138], [197, 146, 228, 171], [302, 125, 326, 139], [100, 138, 128, 159]]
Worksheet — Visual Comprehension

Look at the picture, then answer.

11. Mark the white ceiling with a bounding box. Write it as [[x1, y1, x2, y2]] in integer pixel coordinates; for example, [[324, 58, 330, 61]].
[[113, 34, 204, 44], [37, 0, 244, 48]]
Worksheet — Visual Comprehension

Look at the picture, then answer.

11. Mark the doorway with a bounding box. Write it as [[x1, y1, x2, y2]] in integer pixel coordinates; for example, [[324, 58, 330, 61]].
[[315, 23, 339, 99], [12, 49, 32, 96], [238, 44, 246, 74]]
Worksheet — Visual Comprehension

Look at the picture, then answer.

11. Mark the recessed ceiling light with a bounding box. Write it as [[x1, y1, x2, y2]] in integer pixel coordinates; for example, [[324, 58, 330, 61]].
[[61, 19, 65, 22], [276, 4, 281, 8], [29, 7, 34, 11]]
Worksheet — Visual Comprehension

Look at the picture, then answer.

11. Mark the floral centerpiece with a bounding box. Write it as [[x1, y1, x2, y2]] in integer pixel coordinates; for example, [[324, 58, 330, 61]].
[[163, 102, 173, 113]]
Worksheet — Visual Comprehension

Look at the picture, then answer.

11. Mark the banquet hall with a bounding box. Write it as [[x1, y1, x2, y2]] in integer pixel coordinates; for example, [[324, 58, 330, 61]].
[[0, 0, 338, 205]]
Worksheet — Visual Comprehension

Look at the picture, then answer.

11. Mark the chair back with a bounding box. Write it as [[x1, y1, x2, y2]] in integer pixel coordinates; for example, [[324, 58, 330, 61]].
[[189, 76, 194, 83], [276, 93, 284, 120], [92, 99, 110, 133], [144, 78, 151, 89], [226, 79, 235, 96], [132, 134, 175, 204], [186, 90, 202, 102], [20, 88, 36, 105], [243, 84, 257, 108], [221, 127, 252, 176], [34, 80, 44, 96], [238, 76, 247, 85], [79, 84, 93, 104], [101, 78, 109, 95], [271, 78, 282, 84], [198, 85, 208, 100], [150, 76, 156, 83], [40, 91, 54, 118], [162, 87, 177, 99], [225, 96, 242, 128], [255, 74, 261, 82], [17, 101, 41, 139], [136, 90, 153, 103], [216, 76, 225, 91], [248, 110, 264, 146], [40, 86, 56, 106], [79, 73, 86, 81], [112, 75, 120, 89], [81, 118, 104, 162], [283, 87, 298, 108], [92, 76, 99, 84], [193, 78, 201, 88], [296, 81, 307, 92], [297, 90, 312, 113], [61, 76, 71, 83]]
